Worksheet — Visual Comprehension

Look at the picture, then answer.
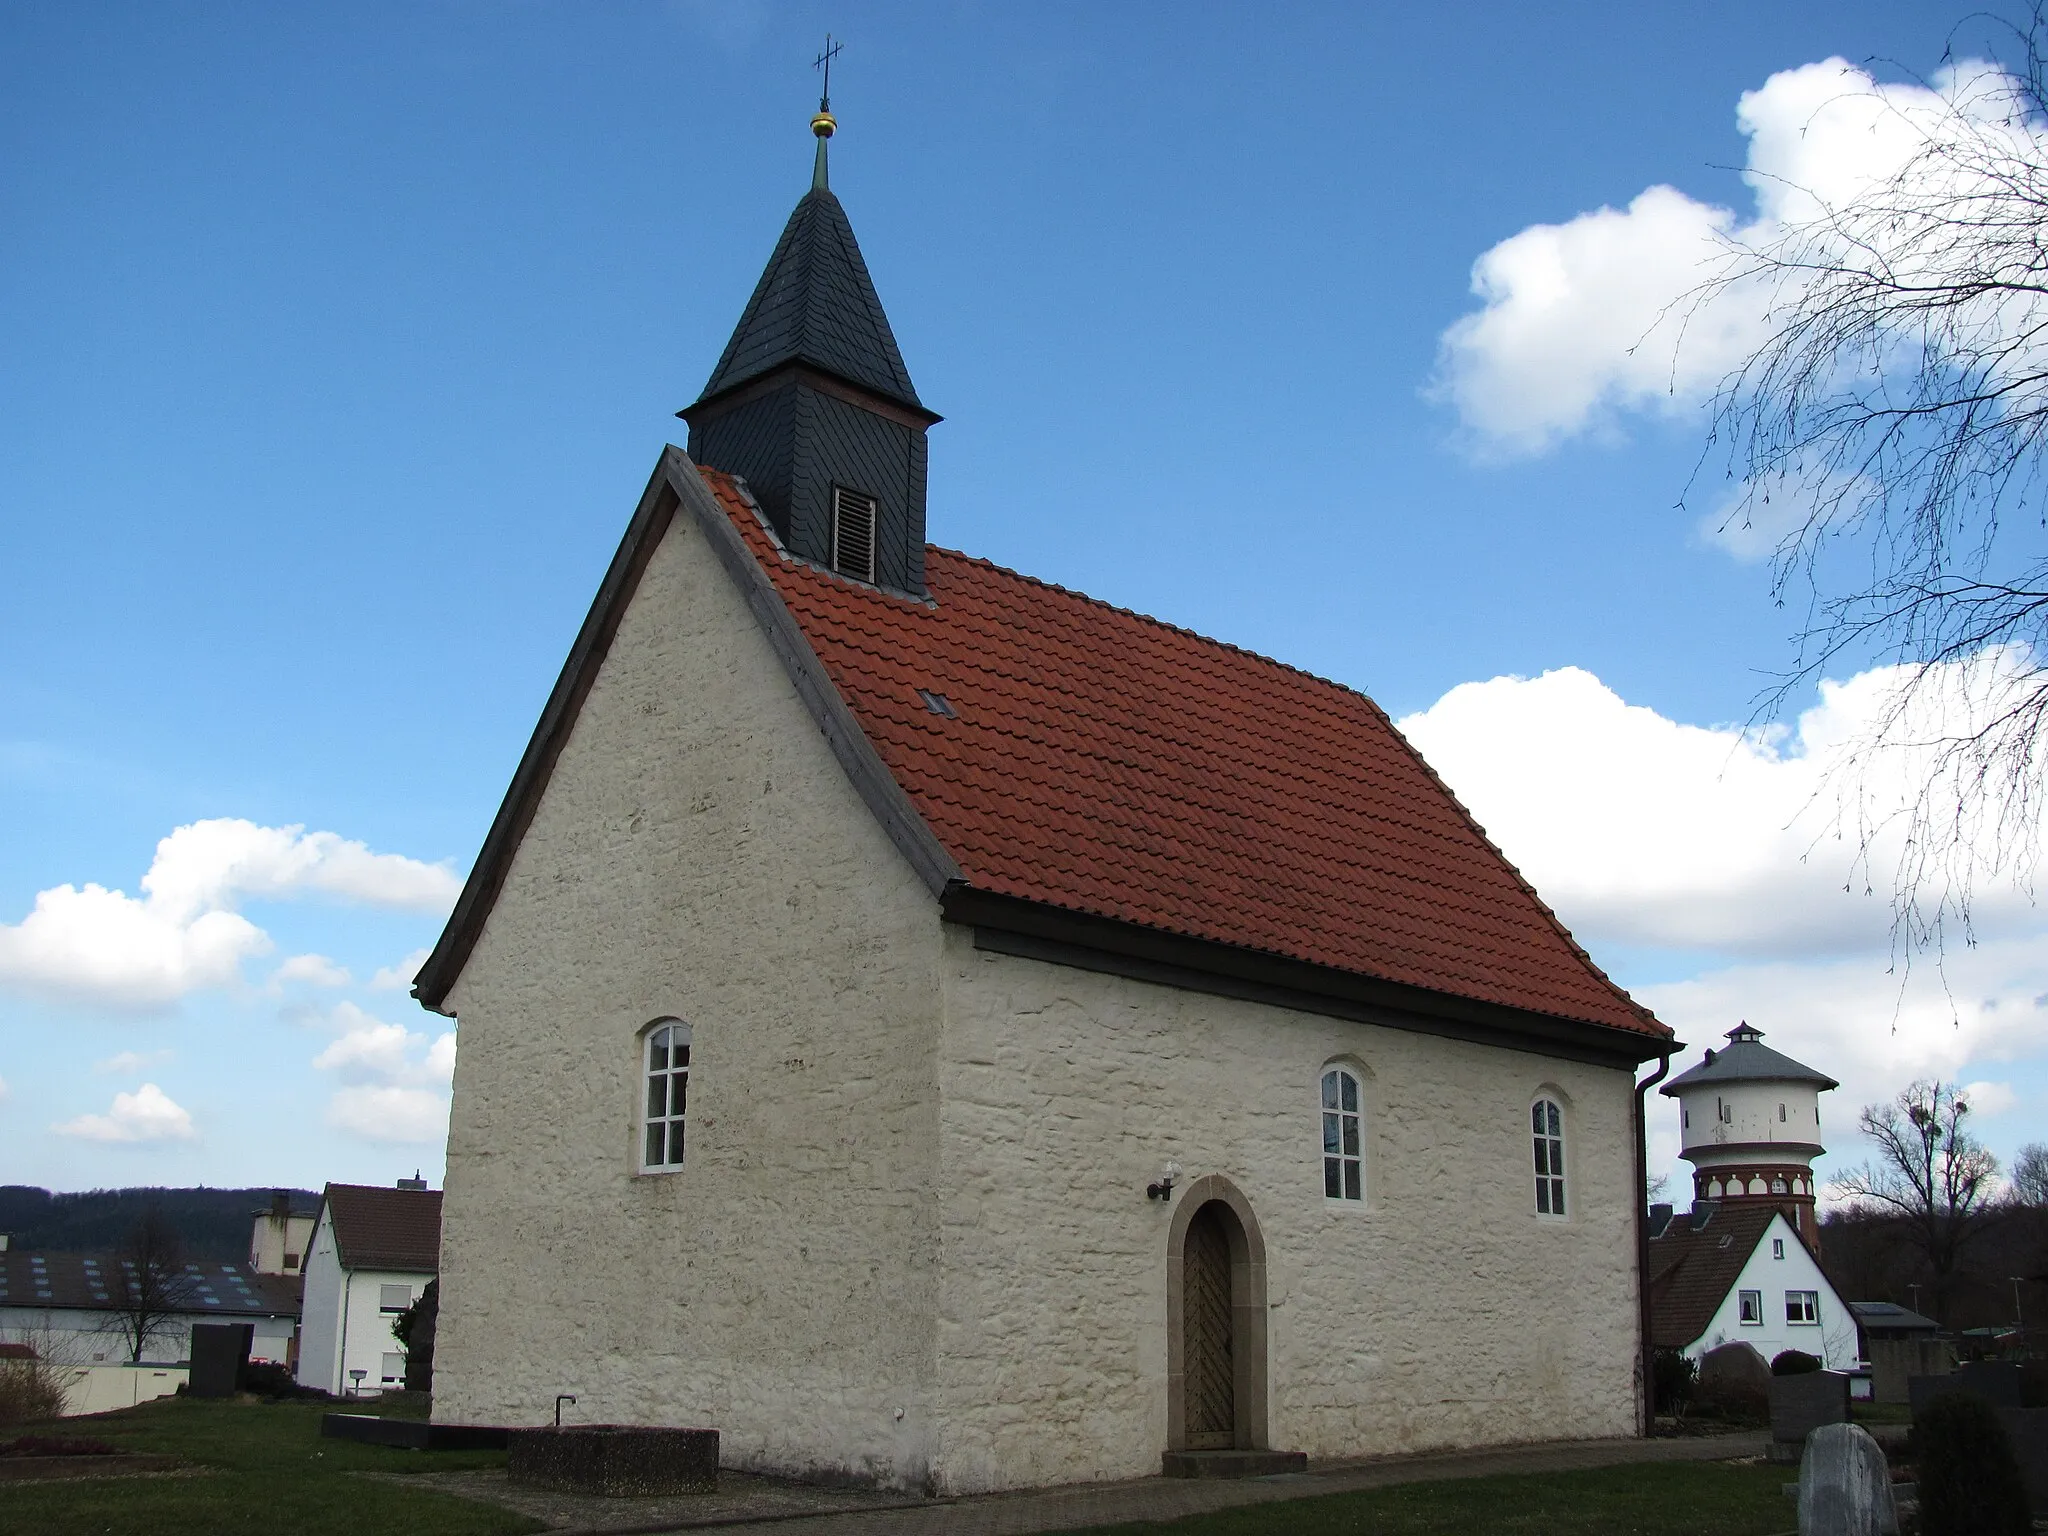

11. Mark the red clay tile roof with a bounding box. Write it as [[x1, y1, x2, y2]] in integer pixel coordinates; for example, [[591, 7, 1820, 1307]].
[[698, 468, 1662, 1039], [322, 1185, 441, 1274]]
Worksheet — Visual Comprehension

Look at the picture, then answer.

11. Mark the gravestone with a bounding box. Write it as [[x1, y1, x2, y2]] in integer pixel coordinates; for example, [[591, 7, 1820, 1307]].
[[507, 1425, 718, 1496], [1797, 1423, 1898, 1536], [1770, 1370, 1849, 1463], [187, 1323, 253, 1398], [1697, 1341, 1771, 1418]]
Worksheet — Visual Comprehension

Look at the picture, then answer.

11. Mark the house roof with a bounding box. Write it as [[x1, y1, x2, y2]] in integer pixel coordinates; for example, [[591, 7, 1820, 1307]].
[[1646, 1203, 1782, 1349], [320, 1184, 441, 1275], [692, 180, 925, 415], [1663, 1023, 1836, 1094], [416, 453, 1671, 1058], [0, 1252, 297, 1318], [1850, 1301, 1939, 1332]]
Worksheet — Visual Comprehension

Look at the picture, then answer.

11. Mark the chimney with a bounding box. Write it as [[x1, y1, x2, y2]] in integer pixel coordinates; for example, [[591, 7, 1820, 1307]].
[[396, 1172, 427, 1192], [271, 1191, 290, 1220], [1647, 1203, 1674, 1239]]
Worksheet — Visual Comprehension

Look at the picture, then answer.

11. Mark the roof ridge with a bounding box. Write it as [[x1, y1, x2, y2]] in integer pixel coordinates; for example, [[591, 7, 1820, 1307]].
[[922, 544, 1387, 704]]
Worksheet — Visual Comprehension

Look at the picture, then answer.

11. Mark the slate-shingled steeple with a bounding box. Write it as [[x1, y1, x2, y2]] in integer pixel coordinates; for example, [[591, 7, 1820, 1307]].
[[680, 107, 939, 598]]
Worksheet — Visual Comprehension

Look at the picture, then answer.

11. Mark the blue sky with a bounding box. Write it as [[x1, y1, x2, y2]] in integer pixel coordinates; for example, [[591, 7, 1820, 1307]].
[[4, 1, 2042, 1198]]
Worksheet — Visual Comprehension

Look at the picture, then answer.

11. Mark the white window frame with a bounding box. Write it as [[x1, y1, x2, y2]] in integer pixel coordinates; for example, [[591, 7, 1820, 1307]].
[[1772, 1237, 1785, 1260], [1320, 1067, 1364, 1203], [1738, 1289, 1763, 1325], [641, 1020, 692, 1173], [1786, 1290, 1819, 1325], [1531, 1097, 1567, 1218], [377, 1283, 412, 1314]]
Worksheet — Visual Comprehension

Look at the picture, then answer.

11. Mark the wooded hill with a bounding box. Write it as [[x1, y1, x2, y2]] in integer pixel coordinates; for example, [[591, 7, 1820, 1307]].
[[0, 1186, 319, 1260]]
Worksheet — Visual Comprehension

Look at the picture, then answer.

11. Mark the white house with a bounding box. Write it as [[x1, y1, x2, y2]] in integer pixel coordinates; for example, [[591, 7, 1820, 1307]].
[[0, 1246, 297, 1411], [295, 1180, 439, 1397], [411, 108, 1679, 1493], [1647, 1204, 1858, 1369]]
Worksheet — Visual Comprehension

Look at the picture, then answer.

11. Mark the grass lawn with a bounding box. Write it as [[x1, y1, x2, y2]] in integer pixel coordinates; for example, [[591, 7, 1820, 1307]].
[[2, 1395, 542, 1536], [1053, 1460, 1795, 1536]]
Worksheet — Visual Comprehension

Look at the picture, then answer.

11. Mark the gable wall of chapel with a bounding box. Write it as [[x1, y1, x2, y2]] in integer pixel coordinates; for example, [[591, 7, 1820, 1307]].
[[433, 503, 947, 1488], [933, 935, 1642, 1492]]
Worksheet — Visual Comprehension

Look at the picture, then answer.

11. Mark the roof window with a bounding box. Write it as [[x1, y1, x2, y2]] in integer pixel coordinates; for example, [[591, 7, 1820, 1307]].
[[917, 689, 957, 718], [831, 487, 877, 584]]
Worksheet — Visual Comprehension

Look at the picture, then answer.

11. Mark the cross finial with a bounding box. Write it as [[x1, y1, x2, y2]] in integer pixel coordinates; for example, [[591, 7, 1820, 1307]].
[[814, 34, 843, 114], [809, 34, 841, 189]]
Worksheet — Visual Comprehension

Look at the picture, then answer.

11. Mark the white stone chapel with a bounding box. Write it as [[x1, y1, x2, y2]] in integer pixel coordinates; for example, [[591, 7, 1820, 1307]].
[[414, 104, 1678, 1494]]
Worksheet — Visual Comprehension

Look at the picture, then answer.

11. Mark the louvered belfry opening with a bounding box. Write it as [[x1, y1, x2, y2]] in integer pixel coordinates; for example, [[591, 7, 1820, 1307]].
[[831, 486, 878, 583], [679, 143, 940, 599]]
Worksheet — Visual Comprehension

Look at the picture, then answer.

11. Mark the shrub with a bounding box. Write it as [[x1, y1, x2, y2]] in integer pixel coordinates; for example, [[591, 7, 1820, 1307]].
[[1914, 1391, 2032, 1536], [1771, 1349, 1822, 1375], [1651, 1348, 1698, 1414], [0, 1357, 70, 1427]]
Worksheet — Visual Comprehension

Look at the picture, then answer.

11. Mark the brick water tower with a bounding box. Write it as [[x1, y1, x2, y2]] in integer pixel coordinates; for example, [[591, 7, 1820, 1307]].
[[1661, 1023, 1837, 1251]]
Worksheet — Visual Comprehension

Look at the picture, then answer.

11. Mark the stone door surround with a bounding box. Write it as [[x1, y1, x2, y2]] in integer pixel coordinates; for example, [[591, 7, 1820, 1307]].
[[1163, 1175, 1270, 1454]]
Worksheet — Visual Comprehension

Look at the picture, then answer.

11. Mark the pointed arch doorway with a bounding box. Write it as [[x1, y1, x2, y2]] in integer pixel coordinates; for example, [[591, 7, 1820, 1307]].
[[1164, 1176, 1270, 1454]]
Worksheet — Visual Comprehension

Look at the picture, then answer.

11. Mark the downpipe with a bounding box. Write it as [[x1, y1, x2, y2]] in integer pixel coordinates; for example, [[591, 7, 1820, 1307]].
[[1634, 1048, 1675, 1436]]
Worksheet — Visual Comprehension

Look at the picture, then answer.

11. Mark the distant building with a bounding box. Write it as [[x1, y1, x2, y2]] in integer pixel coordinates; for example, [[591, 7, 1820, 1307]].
[[248, 1190, 318, 1277], [1646, 1203, 1858, 1368], [0, 1248, 297, 1366], [295, 1181, 440, 1397]]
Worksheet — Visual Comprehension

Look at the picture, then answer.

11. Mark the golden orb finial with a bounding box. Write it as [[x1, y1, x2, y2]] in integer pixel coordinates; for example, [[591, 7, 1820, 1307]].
[[812, 110, 836, 139]]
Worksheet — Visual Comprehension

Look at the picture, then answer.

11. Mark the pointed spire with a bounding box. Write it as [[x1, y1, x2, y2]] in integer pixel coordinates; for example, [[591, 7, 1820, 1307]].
[[688, 85, 925, 413]]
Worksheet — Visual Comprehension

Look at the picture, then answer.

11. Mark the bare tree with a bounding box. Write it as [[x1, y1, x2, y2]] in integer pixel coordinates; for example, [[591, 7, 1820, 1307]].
[[1695, 11, 2048, 948], [2011, 1140, 2048, 1203], [1832, 1080, 2002, 1320], [108, 1209, 198, 1365]]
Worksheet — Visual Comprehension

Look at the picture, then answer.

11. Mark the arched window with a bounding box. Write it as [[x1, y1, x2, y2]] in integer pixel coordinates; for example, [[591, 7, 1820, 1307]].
[[642, 1021, 691, 1172], [1531, 1098, 1566, 1216], [1321, 1068, 1362, 1202]]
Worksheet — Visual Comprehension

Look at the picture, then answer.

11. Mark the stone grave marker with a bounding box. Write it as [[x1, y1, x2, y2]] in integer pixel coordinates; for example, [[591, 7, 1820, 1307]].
[[1797, 1423, 1898, 1536]]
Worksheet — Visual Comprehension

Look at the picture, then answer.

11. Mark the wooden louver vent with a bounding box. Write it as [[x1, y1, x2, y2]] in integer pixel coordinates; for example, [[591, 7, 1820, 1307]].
[[831, 487, 878, 584]]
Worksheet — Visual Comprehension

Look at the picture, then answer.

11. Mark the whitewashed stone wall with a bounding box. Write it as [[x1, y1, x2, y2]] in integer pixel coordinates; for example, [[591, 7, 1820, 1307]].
[[434, 505, 947, 1488], [932, 933, 1642, 1492]]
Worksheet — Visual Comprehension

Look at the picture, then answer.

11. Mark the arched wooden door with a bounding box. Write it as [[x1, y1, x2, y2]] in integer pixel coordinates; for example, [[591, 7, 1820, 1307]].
[[1182, 1201, 1236, 1449]]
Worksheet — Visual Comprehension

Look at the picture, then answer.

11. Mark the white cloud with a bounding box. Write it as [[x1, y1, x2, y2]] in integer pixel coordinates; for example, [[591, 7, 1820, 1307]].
[[0, 818, 460, 1010], [1398, 652, 2046, 960], [53, 1083, 196, 1144], [1961, 1079, 2019, 1118], [0, 1075, 9, 1105], [94, 1049, 172, 1076], [310, 1002, 455, 1144], [1434, 58, 2046, 453], [271, 953, 351, 990], [324, 1086, 450, 1145], [370, 948, 431, 992]]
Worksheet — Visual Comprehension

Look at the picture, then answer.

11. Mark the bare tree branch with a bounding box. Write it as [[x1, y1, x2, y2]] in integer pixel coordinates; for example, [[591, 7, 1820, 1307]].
[[1831, 1079, 2001, 1320], [1690, 12, 2048, 956]]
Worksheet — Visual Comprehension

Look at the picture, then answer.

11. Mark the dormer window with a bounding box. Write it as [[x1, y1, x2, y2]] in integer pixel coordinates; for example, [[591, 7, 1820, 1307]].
[[831, 487, 877, 583]]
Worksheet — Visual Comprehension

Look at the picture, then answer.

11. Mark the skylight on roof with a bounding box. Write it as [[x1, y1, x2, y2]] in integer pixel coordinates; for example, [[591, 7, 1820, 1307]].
[[917, 688, 957, 718]]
